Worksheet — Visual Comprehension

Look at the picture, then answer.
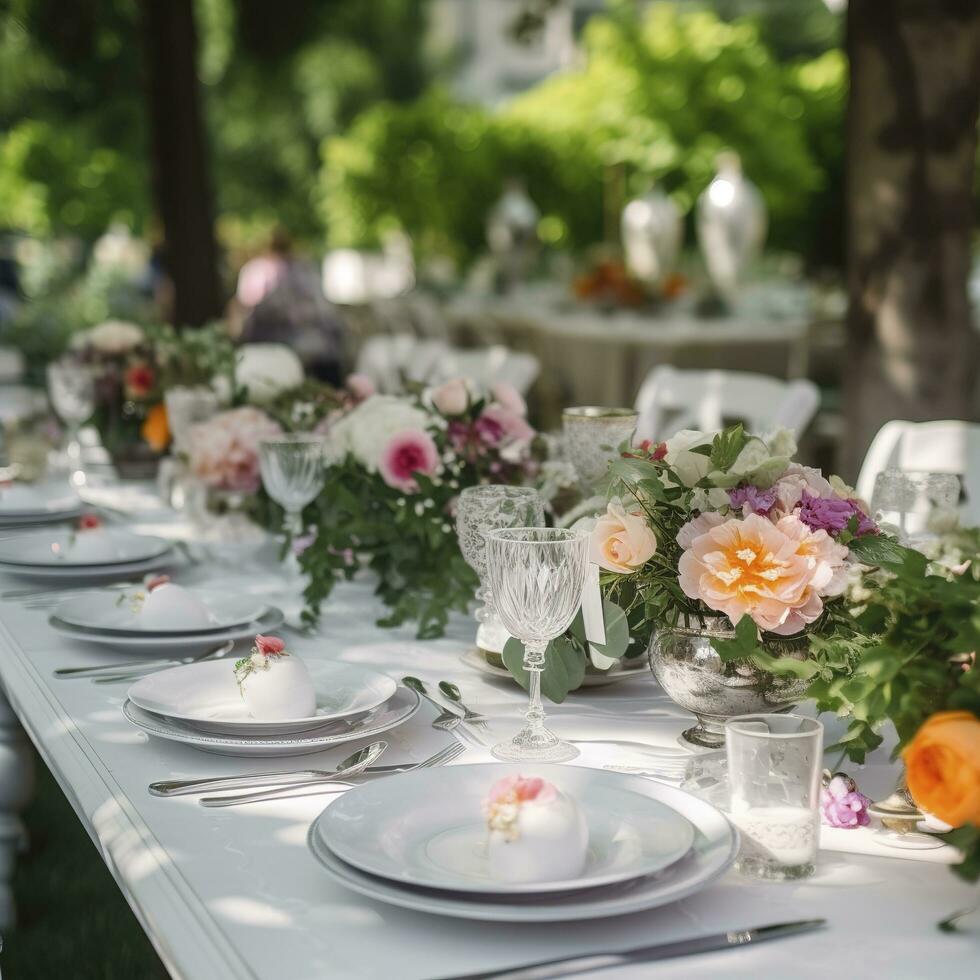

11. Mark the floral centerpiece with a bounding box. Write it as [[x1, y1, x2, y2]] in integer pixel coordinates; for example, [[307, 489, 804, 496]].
[[300, 377, 539, 638]]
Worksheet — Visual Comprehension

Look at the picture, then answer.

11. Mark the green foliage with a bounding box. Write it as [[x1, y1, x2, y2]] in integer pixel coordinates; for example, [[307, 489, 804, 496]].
[[149, 321, 236, 389]]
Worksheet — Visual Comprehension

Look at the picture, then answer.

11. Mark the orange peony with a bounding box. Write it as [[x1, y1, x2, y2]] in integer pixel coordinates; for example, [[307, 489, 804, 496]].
[[903, 711, 980, 827], [141, 402, 170, 453]]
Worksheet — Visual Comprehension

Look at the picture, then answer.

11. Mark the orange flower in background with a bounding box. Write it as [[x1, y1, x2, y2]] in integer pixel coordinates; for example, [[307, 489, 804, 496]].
[[903, 711, 980, 827], [125, 361, 156, 399], [141, 402, 170, 453]]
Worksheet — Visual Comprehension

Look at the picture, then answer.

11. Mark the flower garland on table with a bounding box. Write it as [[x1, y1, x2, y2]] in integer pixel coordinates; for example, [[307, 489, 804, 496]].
[[299, 377, 541, 639]]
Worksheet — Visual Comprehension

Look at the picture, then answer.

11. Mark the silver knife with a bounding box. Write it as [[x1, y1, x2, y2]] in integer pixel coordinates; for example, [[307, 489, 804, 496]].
[[436, 920, 826, 980]]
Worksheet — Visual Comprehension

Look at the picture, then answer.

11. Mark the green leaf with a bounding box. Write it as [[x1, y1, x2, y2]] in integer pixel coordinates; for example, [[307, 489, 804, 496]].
[[709, 424, 747, 471], [569, 599, 630, 660], [942, 825, 980, 884], [848, 534, 918, 569], [711, 615, 759, 662], [502, 636, 587, 703]]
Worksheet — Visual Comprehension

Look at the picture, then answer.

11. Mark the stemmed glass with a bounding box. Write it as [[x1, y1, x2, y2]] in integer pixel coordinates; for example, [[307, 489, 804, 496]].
[[870, 469, 961, 549], [259, 434, 326, 576], [46, 358, 96, 485], [485, 527, 589, 763], [455, 485, 545, 637]]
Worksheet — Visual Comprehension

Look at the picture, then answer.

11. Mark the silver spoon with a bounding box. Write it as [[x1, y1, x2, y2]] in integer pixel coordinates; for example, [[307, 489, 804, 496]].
[[437, 681, 490, 729], [149, 741, 388, 798], [56, 640, 235, 680]]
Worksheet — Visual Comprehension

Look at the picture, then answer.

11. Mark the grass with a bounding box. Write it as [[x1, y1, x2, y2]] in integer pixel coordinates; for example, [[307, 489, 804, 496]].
[[4, 751, 168, 979]]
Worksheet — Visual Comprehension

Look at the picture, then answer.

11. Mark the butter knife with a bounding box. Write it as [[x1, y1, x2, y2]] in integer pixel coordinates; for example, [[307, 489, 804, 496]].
[[437, 919, 826, 980]]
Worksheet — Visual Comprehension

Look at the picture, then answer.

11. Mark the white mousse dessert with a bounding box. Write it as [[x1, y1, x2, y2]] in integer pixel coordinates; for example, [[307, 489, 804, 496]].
[[484, 774, 588, 883], [139, 578, 212, 632], [234, 635, 316, 720]]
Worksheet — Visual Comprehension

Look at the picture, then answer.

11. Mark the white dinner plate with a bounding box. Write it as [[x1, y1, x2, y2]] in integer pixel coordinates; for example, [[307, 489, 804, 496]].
[[0, 482, 81, 518], [54, 588, 267, 635], [128, 659, 399, 735], [49, 605, 284, 653], [460, 650, 646, 688], [0, 528, 172, 568], [0, 553, 174, 582], [319, 764, 695, 895], [122, 685, 420, 757], [308, 768, 737, 922]]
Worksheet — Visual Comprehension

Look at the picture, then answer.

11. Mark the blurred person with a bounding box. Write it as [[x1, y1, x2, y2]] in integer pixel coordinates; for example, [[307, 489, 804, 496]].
[[232, 228, 345, 385]]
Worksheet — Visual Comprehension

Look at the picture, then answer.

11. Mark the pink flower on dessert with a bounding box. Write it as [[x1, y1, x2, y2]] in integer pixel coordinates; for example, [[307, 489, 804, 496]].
[[486, 774, 557, 807], [255, 634, 285, 655], [429, 378, 470, 416], [345, 373, 376, 403], [378, 429, 441, 493], [821, 774, 872, 829], [188, 407, 283, 493], [590, 501, 657, 574], [490, 382, 527, 418], [78, 513, 102, 530], [678, 512, 838, 635], [145, 574, 170, 593]]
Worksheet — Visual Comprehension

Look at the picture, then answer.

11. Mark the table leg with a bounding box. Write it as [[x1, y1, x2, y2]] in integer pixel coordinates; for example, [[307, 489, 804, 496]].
[[0, 686, 34, 929]]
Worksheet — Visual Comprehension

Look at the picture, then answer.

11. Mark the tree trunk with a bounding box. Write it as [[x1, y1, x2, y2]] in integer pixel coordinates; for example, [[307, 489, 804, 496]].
[[842, 0, 980, 480], [141, 0, 222, 327]]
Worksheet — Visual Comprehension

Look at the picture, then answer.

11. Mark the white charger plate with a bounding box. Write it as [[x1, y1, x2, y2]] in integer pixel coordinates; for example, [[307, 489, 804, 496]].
[[0, 553, 174, 582], [54, 588, 267, 635], [48, 605, 284, 653], [128, 659, 398, 735], [0, 482, 81, 518], [0, 528, 172, 567], [122, 685, 420, 757], [308, 767, 737, 922], [319, 763, 695, 895]]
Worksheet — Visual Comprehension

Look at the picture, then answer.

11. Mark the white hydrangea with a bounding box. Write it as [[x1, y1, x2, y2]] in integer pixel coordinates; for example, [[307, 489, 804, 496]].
[[72, 320, 145, 354], [234, 344, 305, 404], [324, 394, 431, 471]]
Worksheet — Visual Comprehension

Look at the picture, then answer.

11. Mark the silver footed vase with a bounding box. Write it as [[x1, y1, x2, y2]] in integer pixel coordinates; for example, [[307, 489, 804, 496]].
[[648, 616, 810, 748]]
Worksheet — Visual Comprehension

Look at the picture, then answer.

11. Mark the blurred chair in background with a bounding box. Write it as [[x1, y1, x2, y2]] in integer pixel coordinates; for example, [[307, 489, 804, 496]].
[[856, 419, 980, 524], [634, 365, 819, 443]]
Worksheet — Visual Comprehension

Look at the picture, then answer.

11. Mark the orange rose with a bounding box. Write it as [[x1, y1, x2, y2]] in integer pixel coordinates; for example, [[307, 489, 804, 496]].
[[589, 501, 657, 574], [902, 711, 980, 827], [141, 402, 170, 453]]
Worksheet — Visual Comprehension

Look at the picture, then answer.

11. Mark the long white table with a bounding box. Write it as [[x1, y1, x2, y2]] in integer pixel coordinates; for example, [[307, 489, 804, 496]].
[[0, 554, 976, 979]]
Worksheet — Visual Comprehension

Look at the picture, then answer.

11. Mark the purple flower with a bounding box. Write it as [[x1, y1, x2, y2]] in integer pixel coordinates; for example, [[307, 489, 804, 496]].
[[820, 774, 872, 829], [798, 491, 877, 537], [728, 485, 778, 515]]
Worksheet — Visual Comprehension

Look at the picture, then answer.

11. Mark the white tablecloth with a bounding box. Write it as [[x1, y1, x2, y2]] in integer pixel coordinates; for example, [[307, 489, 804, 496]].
[[0, 549, 976, 979]]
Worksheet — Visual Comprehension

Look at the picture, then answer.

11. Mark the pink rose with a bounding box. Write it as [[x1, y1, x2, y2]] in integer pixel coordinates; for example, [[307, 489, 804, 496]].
[[145, 574, 171, 593], [345, 373, 376, 402], [430, 378, 470, 416], [255, 634, 285, 655], [490, 382, 527, 418], [478, 404, 535, 451], [590, 501, 658, 574], [486, 774, 556, 807], [378, 429, 441, 493]]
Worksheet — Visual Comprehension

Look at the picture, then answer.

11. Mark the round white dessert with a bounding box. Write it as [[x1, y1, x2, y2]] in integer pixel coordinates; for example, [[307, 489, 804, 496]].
[[241, 654, 316, 721], [140, 583, 213, 632]]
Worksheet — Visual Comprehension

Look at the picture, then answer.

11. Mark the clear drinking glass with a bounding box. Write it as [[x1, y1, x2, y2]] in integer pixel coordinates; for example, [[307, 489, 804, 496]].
[[725, 713, 823, 881], [485, 527, 590, 763], [871, 469, 960, 549], [46, 359, 96, 484], [258, 435, 326, 573], [561, 406, 638, 495], [456, 485, 545, 626]]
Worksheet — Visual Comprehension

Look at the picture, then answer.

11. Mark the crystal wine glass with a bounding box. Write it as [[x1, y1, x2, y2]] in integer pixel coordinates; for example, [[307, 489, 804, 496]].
[[46, 358, 96, 485], [259, 435, 326, 574], [456, 485, 545, 626], [485, 526, 589, 763], [871, 469, 960, 549]]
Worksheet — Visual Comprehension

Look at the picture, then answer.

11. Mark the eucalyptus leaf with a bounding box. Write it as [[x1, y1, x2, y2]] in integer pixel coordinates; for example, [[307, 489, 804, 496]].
[[569, 600, 630, 660], [502, 636, 586, 703]]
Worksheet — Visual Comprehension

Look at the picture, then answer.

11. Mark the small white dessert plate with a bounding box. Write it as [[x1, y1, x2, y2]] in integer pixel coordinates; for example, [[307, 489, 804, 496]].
[[318, 763, 695, 895], [0, 528, 172, 567], [48, 605, 284, 653], [54, 589, 267, 635], [0, 482, 81, 518], [122, 685, 420, 757], [309, 767, 737, 922], [128, 659, 398, 735], [459, 650, 645, 688]]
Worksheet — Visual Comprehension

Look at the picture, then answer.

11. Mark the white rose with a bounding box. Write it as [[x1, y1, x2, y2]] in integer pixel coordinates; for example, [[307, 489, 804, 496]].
[[325, 394, 431, 470], [427, 378, 470, 416], [234, 344, 305, 404], [664, 429, 714, 487]]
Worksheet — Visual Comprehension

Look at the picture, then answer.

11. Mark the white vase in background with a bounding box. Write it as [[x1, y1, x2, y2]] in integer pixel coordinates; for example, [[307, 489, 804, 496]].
[[696, 151, 767, 306], [621, 186, 683, 290]]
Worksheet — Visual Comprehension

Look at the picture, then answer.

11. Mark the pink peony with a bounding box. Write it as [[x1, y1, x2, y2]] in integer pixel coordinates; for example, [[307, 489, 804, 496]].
[[490, 382, 527, 418], [678, 512, 841, 635], [378, 429, 441, 493], [255, 634, 285, 655], [821, 774, 872, 829], [429, 378, 470, 416], [477, 404, 535, 452], [676, 511, 726, 550], [769, 463, 837, 519], [345, 373, 376, 402], [188, 407, 283, 493]]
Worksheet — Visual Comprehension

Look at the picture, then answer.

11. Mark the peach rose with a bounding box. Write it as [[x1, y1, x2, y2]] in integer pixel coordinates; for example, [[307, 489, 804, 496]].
[[678, 512, 835, 635], [429, 378, 470, 416], [903, 711, 980, 827], [590, 501, 657, 574]]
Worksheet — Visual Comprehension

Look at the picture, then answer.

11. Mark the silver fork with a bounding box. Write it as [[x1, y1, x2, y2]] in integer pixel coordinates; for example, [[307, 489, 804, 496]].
[[198, 741, 466, 807], [437, 681, 490, 730]]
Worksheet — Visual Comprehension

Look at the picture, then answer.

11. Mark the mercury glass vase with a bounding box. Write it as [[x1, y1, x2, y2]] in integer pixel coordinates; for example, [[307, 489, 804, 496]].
[[561, 406, 638, 497], [648, 616, 811, 748]]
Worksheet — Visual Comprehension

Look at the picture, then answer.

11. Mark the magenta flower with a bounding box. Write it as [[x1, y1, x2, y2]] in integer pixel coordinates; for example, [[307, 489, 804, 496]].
[[728, 485, 778, 515], [820, 774, 872, 829], [378, 429, 440, 493], [798, 491, 877, 537]]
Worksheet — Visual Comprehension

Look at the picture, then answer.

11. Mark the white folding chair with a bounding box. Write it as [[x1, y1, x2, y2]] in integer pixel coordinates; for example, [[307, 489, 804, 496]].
[[430, 346, 540, 396], [354, 334, 451, 392], [634, 365, 820, 442], [855, 420, 980, 523]]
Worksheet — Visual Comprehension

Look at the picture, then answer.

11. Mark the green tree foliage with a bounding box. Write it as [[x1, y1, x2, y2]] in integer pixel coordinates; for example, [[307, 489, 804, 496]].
[[321, 2, 846, 267]]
